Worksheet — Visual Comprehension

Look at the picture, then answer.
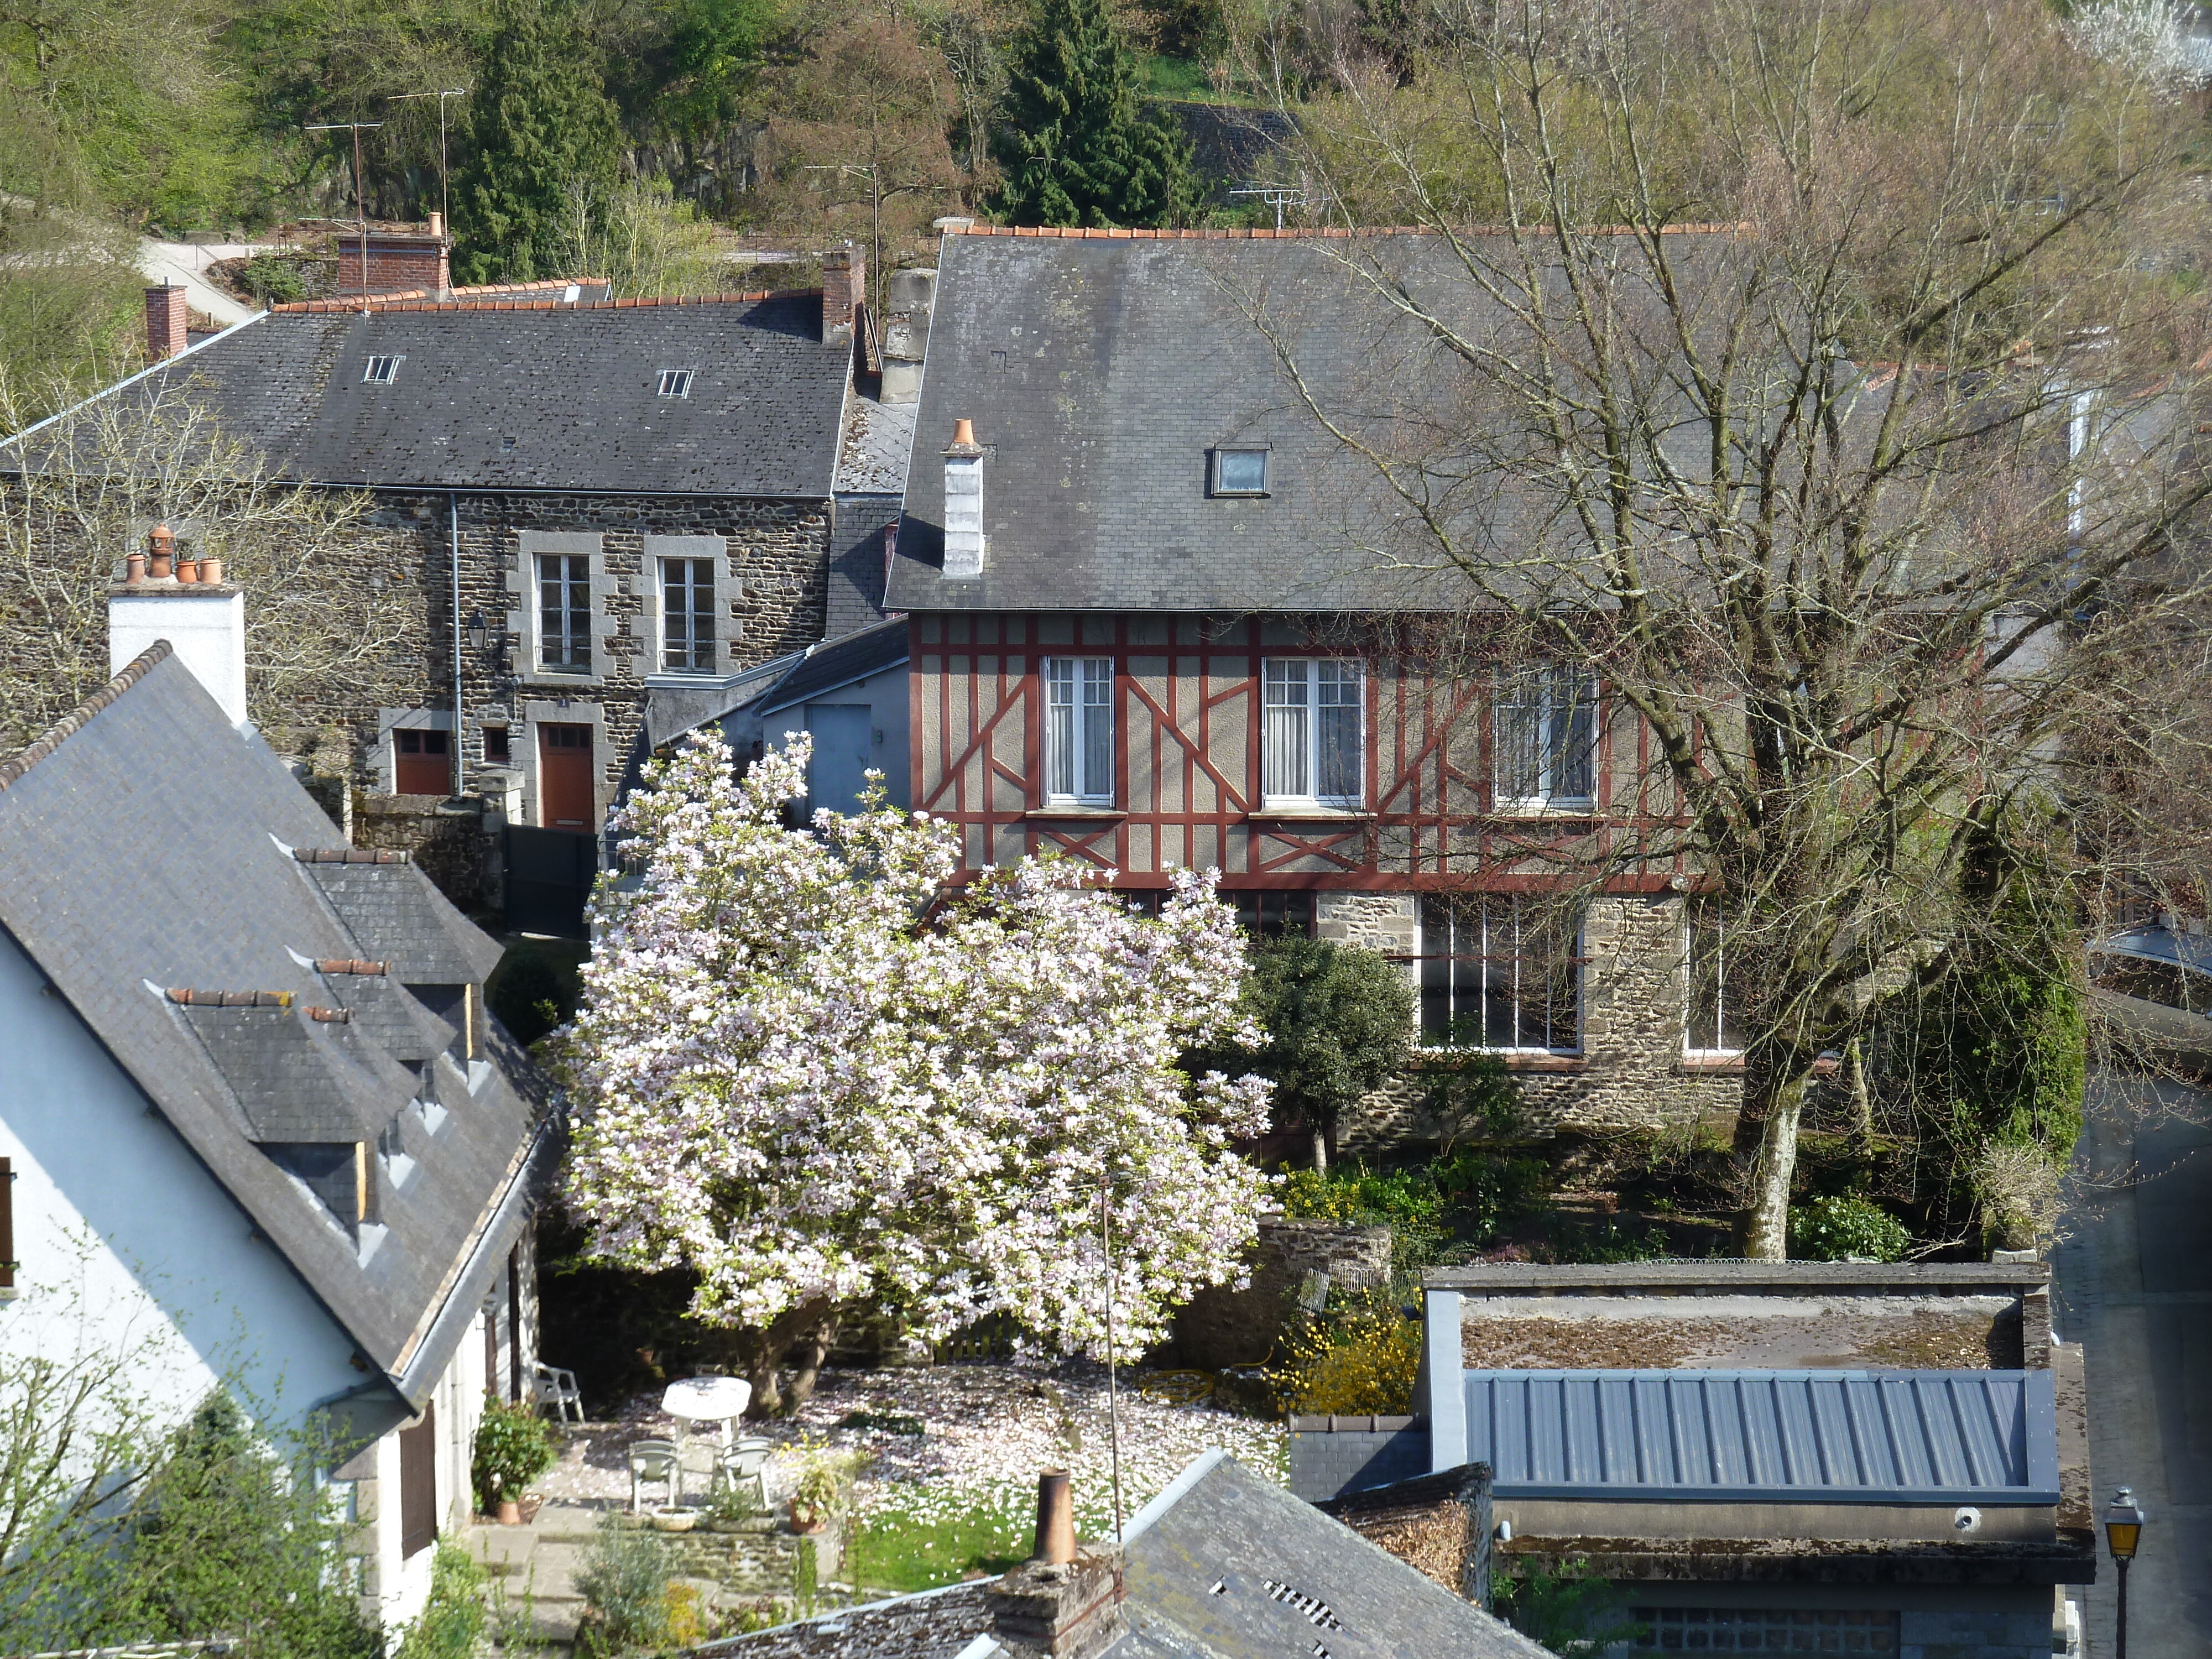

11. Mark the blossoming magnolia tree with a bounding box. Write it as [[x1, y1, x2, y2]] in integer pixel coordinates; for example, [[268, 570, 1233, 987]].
[[556, 732, 1274, 1412]]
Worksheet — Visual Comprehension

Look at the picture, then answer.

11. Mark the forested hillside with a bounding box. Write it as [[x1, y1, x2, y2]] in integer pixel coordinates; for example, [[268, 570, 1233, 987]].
[[0, 0, 1250, 421]]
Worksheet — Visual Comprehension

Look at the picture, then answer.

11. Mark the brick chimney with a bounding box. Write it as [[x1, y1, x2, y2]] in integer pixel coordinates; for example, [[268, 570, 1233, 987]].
[[987, 1472, 1126, 1658], [943, 417, 985, 579], [337, 227, 452, 299], [145, 285, 189, 361], [110, 523, 248, 726], [823, 242, 865, 347]]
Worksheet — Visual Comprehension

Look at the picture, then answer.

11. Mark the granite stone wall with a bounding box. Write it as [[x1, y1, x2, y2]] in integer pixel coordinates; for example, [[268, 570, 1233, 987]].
[[1170, 1218, 1394, 1370], [1326, 889, 1744, 1147]]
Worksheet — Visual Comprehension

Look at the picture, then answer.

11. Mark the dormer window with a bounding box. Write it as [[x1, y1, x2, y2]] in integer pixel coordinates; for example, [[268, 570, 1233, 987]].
[[363, 355, 401, 385], [1212, 447, 1270, 497], [656, 368, 695, 398]]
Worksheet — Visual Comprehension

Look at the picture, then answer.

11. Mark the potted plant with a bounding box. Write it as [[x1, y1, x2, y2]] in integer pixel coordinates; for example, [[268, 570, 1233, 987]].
[[472, 1397, 558, 1523], [703, 1478, 760, 1534], [786, 1444, 858, 1535]]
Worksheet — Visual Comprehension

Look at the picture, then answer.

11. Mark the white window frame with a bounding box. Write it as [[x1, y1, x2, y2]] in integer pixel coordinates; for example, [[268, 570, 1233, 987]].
[[1494, 664, 1598, 813], [1684, 905, 1743, 1056], [1044, 656, 1114, 805], [1262, 658, 1364, 810], [1414, 893, 1584, 1054], [363, 354, 402, 384], [658, 554, 716, 675], [535, 553, 592, 675], [656, 368, 695, 398]]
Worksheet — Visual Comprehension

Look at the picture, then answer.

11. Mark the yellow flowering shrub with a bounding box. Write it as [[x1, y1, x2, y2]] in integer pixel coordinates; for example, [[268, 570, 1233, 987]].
[[1269, 1307, 1421, 1417]]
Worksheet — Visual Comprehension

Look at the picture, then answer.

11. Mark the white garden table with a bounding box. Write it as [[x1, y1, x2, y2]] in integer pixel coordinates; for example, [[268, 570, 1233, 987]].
[[661, 1376, 752, 1505]]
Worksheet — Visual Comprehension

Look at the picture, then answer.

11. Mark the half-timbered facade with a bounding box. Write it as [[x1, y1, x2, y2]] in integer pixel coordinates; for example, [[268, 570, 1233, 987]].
[[888, 228, 1741, 1141]]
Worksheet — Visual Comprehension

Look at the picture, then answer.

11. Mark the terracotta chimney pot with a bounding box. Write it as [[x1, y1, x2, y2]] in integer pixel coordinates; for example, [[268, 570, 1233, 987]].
[[125, 550, 147, 585], [200, 555, 224, 585], [147, 524, 175, 581], [175, 555, 200, 583], [1034, 1470, 1076, 1565], [951, 417, 978, 450]]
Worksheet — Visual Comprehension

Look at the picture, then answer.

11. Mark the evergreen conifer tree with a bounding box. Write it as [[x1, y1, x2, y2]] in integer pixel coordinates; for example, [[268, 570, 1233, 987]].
[[453, 0, 624, 283], [991, 0, 1196, 228]]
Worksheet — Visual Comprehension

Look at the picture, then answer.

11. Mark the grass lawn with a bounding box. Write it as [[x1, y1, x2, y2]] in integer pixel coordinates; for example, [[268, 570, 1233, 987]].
[[844, 1499, 1031, 1595]]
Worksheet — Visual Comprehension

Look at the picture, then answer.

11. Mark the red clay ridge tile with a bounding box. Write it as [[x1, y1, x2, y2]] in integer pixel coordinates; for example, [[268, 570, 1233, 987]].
[[166, 988, 295, 1008], [314, 958, 389, 975]]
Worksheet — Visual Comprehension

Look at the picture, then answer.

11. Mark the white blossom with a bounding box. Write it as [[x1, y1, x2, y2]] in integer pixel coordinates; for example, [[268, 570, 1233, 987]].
[[555, 731, 1275, 1358]]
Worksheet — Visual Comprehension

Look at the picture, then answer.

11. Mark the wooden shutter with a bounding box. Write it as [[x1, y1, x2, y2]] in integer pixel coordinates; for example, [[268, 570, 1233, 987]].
[[397, 1401, 437, 1558], [0, 1157, 14, 1291]]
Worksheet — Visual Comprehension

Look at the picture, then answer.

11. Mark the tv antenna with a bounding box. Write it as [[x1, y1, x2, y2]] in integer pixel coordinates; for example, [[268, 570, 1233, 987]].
[[388, 88, 469, 229], [1229, 181, 1314, 232], [304, 120, 384, 310]]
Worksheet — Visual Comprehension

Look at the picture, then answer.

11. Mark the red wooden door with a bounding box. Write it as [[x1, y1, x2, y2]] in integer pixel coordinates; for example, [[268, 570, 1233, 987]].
[[538, 725, 594, 828], [394, 728, 451, 795]]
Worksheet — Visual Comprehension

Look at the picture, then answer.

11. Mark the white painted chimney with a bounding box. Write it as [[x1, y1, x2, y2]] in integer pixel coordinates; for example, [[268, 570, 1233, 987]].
[[943, 418, 985, 579], [109, 524, 249, 726]]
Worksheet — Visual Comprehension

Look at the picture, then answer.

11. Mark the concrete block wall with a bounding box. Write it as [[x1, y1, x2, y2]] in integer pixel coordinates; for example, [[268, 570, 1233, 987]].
[[1898, 1607, 2053, 1659], [1322, 889, 1744, 1145]]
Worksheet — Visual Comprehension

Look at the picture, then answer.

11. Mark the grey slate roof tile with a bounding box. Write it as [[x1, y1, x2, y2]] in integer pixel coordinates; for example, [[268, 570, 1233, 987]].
[[695, 1455, 1551, 1658], [0, 648, 554, 1404], [7, 296, 851, 498], [755, 617, 909, 714]]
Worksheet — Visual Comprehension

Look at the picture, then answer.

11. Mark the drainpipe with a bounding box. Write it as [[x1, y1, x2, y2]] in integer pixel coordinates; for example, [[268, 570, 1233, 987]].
[[450, 492, 464, 797]]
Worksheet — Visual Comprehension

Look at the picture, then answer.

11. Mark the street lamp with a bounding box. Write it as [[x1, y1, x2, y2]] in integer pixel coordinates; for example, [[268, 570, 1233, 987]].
[[465, 608, 489, 655], [2105, 1485, 2145, 1658]]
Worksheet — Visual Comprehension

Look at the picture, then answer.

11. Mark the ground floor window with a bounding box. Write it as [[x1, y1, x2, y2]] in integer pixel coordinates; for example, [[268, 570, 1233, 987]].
[[1686, 904, 1747, 1055], [1416, 893, 1582, 1051], [1233, 891, 1316, 938], [393, 726, 450, 795], [1633, 1608, 1898, 1653]]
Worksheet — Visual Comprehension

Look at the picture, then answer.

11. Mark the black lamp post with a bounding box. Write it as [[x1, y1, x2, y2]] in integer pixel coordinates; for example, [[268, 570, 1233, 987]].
[[2106, 1485, 2145, 1658], [465, 608, 489, 655]]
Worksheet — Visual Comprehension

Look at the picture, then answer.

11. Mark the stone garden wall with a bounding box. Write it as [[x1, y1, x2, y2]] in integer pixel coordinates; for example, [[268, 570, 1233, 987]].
[[1170, 1217, 1394, 1370]]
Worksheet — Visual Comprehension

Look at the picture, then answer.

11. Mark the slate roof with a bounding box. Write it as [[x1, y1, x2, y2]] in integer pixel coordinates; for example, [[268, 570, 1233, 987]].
[[756, 617, 909, 715], [1462, 1369, 2059, 1505], [696, 1454, 1551, 1659], [836, 393, 919, 495], [885, 228, 1800, 616], [4, 293, 852, 498], [0, 645, 557, 1410]]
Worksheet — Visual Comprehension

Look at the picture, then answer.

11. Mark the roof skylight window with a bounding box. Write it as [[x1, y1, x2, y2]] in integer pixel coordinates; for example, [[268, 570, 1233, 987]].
[[363, 354, 401, 385], [1212, 446, 1270, 496], [656, 368, 695, 398]]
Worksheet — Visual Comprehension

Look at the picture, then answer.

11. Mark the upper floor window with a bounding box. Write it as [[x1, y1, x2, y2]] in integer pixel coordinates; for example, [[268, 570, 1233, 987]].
[[660, 556, 715, 674], [1212, 447, 1270, 496], [656, 368, 694, 398], [1686, 905, 1746, 1055], [363, 355, 401, 384], [1496, 665, 1596, 811], [1262, 658, 1362, 808], [1045, 657, 1113, 804], [538, 554, 590, 674], [1417, 893, 1583, 1052]]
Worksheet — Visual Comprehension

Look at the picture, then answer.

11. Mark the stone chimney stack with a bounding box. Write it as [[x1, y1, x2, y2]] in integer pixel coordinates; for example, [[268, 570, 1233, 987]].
[[145, 285, 189, 361], [980, 1470, 1125, 1658], [110, 523, 248, 726], [823, 242, 865, 347], [943, 417, 985, 579], [879, 266, 935, 405]]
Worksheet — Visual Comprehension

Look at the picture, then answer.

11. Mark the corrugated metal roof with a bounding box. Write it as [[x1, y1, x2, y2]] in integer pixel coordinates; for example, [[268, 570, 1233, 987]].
[[1464, 1369, 2058, 1504]]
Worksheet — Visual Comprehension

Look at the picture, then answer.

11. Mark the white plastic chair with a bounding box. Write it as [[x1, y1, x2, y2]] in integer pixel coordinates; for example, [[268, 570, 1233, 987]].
[[713, 1437, 774, 1511], [533, 1360, 583, 1425], [629, 1438, 680, 1512]]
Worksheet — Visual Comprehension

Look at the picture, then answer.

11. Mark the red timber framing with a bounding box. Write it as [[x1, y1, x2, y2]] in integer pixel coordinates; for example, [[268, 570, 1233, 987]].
[[908, 612, 1684, 893]]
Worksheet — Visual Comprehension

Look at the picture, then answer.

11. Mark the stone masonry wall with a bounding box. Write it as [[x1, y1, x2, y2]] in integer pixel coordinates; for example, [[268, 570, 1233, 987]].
[[1171, 1217, 1394, 1370], [1325, 890, 1744, 1147]]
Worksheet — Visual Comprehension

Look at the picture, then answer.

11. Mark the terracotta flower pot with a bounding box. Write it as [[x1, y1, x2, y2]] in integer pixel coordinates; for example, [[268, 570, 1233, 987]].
[[497, 1498, 523, 1525], [787, 1500, 826, 1535]]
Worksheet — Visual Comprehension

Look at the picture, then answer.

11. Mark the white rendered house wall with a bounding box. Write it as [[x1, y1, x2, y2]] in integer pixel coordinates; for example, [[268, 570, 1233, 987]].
[[0, 927, 481, 1635]]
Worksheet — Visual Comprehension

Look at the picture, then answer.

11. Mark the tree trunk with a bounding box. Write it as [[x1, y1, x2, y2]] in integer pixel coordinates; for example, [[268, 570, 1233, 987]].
[[737, 1295, 839, 1418], [1846, 1039, 1874, 1151], [1736, 1066, 1811, 1260]]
